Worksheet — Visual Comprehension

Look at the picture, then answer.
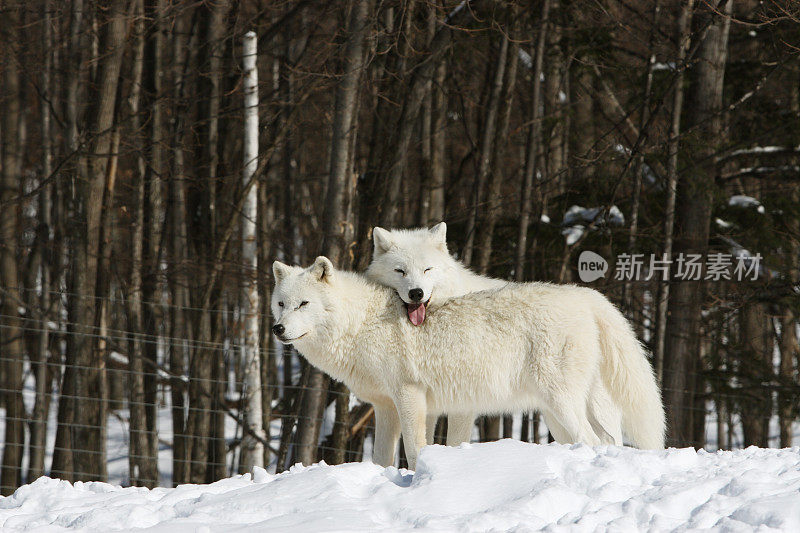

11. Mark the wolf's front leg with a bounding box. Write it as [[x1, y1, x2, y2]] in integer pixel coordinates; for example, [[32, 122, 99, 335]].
[[372, 402, 401, 467], [396, 385, 428, 470], [446, 413, 474, 446]]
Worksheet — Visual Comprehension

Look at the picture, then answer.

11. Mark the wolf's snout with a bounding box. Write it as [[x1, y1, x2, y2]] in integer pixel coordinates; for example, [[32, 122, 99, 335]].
[[272, 324, 285, 336], [408, 288, 424, 302]]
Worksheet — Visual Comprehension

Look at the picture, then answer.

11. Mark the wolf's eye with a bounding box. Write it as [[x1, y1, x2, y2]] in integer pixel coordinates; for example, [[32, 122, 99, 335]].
[[394, 268, 405, 276], [278, 301, 284, 307], [299, 301, 308, 308], [424, 267, 433, 273]]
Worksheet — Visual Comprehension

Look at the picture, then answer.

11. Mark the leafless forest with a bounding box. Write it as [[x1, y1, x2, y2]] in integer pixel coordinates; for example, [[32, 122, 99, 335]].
[[1, 0, 799, 493]]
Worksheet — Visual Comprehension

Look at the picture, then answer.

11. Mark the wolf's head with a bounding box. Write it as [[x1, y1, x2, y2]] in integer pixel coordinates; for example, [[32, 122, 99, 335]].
[[366, 222, 450, 326], [271, 256, 335, 345]]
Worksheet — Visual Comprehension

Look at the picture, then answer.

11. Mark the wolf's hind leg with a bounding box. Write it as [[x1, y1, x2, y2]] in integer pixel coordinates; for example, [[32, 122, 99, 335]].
[[543, 395, 602, 446], [587, 387, 623, 445], [373, 402, 401, 467], [446, 413, 474, 446], [542, 411, 571, 443], [425, 414, 438, 445]]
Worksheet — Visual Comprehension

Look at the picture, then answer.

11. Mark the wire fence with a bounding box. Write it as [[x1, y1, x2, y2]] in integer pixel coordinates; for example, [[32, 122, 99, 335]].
[[1, 309, 799, 495]]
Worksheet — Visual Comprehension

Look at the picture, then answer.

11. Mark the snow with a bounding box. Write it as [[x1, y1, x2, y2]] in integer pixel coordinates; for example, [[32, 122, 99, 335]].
[[715, 217, 733, 229], [613, 143, 631, 156], [108, 351, 128, 365], [561, 225, 585, 246], [642, 162, 658, 185], [444, 0, 468, 23], [726, 145, 795, 158], [728, 194, 765, 214], [652, 61, 676, 71], [561, 205, 625, 245], [3, 441, 800, 532], [517, 48, 532, 69], [563, 205, 624, 227]]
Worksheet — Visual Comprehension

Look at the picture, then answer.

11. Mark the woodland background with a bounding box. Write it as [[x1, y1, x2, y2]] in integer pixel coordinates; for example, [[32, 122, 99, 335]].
[[1, 0, 799, 493]]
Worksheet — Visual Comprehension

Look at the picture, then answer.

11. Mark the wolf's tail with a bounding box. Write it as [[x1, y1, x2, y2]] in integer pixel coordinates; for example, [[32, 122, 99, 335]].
[[592, 293, 665, 449]]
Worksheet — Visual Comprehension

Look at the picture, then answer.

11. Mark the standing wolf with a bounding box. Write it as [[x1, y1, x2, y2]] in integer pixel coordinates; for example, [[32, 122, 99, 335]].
[[366, 223, 506, 445], [272, 257, 665, 470], [365, 222, 663, 449]]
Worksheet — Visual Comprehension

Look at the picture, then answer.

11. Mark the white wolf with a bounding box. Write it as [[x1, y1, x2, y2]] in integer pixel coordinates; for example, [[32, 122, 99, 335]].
[[271, 257, 665, 470], [365, 222, 663, 449], [366, 222, 507, 445]]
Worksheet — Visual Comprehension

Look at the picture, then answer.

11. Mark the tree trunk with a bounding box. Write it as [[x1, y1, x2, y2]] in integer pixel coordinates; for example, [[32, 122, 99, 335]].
[[624, 1, 661, 314], [476, 20, 519, 274], [167, 8, 190, 486], [516, 0, 551, 283], [462, 36, 508, 267], [187, 0, 228, 483], [141, 0, 165, 471], [419, 5, 447, 226], [60, 0, 127, 483], [0, 0, 25, 495], [296, 0, 372, 466], [655, 0, 693, 383], [127, 0, 158, 487], [663, 0, 731, 446], [739, 303, 772, 447], [28, 0, 54, 483], [51, 0, 85, 481], [239, 31, 266, 472], [544, 0, 565, 195], [778, 186, 799, 447]]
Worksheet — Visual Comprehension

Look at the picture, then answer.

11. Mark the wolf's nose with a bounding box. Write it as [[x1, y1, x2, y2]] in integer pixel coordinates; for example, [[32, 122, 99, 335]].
[[408, 288, 424, 302], [272, 324, 285, 336]]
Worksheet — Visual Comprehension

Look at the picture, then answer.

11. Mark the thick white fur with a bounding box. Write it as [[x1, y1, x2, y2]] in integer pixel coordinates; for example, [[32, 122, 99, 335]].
[[272, 257, 665, 470]]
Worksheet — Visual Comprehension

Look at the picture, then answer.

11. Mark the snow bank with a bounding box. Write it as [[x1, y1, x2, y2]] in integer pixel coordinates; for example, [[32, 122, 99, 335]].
[[2, 441, 800, 532]]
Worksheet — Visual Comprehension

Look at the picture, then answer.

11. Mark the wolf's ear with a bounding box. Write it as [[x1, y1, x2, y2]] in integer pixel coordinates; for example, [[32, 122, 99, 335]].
[[429, 222, 448, 251], [429, 222, 447, 243], [272, 261, 292, 284], [372, 227, 394, 255], [310, 256, 335, 283]]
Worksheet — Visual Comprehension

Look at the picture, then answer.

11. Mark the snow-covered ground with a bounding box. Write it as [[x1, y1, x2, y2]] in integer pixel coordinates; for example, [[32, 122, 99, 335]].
[[2, 440, 800, 532]]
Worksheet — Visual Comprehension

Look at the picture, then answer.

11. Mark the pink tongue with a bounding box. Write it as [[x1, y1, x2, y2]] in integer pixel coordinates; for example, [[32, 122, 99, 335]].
[[407, 303, 426, 326]]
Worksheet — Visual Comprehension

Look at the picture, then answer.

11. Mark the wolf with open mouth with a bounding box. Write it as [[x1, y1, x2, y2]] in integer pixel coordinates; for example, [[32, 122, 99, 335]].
[[365, 222, 507, 326]]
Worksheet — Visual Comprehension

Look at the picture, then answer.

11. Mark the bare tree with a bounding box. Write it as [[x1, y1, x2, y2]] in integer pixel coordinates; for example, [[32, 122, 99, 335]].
[[663, 0, 732, 445], [654, 0, 693, 383], [27, 0, 55, 483], [127, 0, 159, 487], [51, 0, 86, 482], [296, 0, 373, 466], [462, 35, 509, 267], [166, 6, 190, 485], [0, 0, 25, 495]]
